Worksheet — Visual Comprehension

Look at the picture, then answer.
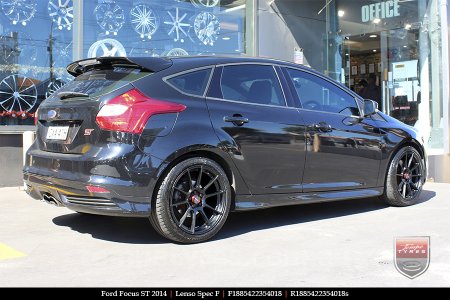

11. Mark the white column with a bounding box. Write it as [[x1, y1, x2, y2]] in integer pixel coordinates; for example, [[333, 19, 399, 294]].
[[440, 0, 449, 153], [22, 131, 35, 165], [72, 0, 84, 61]]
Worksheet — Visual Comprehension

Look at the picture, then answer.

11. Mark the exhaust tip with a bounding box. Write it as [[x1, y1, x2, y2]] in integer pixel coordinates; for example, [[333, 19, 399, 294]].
[[42, 193, 62, 207]]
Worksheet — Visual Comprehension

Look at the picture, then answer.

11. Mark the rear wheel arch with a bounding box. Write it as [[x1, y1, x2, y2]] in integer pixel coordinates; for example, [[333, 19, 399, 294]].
[[149, 155, 233, 243], [152, 149, 236, 210]]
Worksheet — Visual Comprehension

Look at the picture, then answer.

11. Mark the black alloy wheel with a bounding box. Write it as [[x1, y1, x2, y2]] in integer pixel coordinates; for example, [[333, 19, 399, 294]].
[[382, 146, 425, 206], [150, 157, 231, 243], [395, 150, 424, 200], [170, 164, 227, 235]]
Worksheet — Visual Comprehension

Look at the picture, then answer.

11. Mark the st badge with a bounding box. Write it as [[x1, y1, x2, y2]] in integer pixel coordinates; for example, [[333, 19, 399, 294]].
[[84, 129, 94, 136]]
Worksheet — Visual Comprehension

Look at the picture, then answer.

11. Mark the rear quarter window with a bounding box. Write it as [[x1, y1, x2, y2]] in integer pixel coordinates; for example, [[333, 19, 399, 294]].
[[166, 68, 212, 97]]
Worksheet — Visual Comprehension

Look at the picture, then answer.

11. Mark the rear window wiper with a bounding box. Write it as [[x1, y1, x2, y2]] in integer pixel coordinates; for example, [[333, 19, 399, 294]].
[[58, 91, 89, 100]]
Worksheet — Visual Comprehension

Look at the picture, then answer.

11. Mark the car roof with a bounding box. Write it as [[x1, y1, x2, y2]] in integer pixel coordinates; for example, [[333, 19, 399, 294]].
[[168, 55, 304, 69], [66, 55, 362, 104], [68, 55, 316, 77], [165, 56, 359, 99]]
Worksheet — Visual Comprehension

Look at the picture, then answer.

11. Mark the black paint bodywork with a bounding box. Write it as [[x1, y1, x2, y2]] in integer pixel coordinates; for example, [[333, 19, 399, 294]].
[[23, 56, 426, 216]]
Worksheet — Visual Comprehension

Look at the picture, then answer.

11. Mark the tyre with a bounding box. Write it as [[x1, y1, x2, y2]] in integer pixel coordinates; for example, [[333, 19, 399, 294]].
[[381, 146, 425, 206], [150, 157, 231, 243]]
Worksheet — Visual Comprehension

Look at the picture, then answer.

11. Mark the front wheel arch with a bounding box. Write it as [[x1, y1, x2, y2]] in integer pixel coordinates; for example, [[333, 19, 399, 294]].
[[385, 139, 426, 180], [381, 144, 425, 206], [389, 139, 425, 165]]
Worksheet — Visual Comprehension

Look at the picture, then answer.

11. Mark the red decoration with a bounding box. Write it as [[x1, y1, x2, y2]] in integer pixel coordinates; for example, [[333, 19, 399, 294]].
[[0, 111, 35, 119]]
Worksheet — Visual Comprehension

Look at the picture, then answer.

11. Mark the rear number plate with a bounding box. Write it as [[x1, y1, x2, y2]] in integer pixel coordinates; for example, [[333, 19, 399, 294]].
[[46, 126, 69, 140]]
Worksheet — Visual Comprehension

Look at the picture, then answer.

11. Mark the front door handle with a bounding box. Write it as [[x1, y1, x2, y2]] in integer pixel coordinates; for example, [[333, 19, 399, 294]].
[[224, 114, 249, 126], [313, 122, 332, 132]]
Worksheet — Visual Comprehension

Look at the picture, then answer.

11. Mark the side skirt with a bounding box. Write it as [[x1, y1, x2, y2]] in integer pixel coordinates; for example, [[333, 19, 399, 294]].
[[234, 187, 384, 211]]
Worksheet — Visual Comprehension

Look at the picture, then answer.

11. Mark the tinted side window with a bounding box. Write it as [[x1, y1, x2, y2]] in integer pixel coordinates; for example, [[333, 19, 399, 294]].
[[286, 68, 359, 116], [220, 65, 285, 106], [167, 68, 212, 96]]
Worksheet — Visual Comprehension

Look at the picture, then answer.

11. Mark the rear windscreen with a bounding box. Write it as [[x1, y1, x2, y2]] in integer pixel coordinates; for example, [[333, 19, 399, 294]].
[[51, 67, 151, 100]]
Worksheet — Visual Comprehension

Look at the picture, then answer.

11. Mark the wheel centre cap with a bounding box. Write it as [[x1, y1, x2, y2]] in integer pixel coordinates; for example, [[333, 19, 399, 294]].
[[403, 170, 411, 180], [191, 194, 202, 205]]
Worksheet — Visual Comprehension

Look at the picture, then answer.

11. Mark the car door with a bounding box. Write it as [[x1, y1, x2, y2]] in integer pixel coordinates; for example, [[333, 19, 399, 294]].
[[283, 67, 383, 192], [206, 64, 306, 195]]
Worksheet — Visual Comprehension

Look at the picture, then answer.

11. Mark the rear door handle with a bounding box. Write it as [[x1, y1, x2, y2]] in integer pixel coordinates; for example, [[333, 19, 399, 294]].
[[224, 115, 249, 126], [313, 122, 332, 132]]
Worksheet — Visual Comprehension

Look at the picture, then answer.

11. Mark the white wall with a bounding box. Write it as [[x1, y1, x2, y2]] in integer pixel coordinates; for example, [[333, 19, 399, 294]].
[[257, 0, 327, 71], [428, 0, 450, 183]]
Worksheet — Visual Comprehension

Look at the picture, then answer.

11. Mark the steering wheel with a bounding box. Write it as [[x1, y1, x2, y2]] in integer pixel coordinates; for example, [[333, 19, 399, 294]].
[[338, 106, 360, 116], [302, 100, 322, 111]]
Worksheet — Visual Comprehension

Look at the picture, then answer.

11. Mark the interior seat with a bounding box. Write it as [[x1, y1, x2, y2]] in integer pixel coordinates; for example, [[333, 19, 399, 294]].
[[249, 80, 273, 105]]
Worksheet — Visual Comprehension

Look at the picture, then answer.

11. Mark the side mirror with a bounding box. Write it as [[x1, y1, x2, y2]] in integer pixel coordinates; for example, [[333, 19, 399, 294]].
[[363, 99, 378, 117]]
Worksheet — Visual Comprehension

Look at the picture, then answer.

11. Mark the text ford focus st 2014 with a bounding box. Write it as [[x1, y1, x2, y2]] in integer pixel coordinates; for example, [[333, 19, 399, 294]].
[[23, 56, 426, 243]]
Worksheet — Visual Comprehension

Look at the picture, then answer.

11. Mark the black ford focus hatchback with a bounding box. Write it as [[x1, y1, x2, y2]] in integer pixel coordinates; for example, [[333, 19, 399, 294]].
[[24, 56, 426, 243]]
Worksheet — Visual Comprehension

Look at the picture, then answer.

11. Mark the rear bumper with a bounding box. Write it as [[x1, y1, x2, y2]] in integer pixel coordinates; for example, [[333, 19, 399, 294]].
[[24, 171, 152, 217], [22, 142, 167, 216]]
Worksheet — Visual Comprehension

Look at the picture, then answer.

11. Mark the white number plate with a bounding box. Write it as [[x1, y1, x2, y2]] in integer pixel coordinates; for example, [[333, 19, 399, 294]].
[[46, 126, 69, 140]]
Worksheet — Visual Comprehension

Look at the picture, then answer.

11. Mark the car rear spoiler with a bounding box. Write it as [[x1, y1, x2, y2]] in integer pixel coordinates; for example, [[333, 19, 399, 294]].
[[67, 57, 173, 77]]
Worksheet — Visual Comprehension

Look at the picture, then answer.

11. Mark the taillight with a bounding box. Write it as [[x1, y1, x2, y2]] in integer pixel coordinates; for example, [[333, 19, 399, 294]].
[[96, 88, 186, 134]]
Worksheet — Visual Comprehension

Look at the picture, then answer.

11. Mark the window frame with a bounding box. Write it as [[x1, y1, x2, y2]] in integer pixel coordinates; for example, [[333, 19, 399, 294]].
[[163, 65, 215, 98], [283, 66, 363, 117], [206, 62, 291, 109]]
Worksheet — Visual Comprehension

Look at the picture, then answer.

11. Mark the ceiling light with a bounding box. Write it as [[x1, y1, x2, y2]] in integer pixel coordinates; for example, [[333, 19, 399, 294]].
[[403, 45, 408, 48], [345, 53, 349, 56], [222, 37, 231, 41], [225, 4, 245, 13], [370, 34, 378, 38], [317, 0, 333, 15], [373, 49, 377, 52], [338, 10, 345, 17], [373, 18, 381, 24]]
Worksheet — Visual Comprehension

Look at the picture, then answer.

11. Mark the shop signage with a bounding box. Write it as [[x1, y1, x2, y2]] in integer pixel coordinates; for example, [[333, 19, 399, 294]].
[[294, 48, 304, 65], [361, 0, 400, 22]]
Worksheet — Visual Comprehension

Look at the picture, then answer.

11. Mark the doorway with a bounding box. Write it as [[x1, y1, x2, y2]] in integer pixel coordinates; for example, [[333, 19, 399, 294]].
[[343, 27, 420, 126]]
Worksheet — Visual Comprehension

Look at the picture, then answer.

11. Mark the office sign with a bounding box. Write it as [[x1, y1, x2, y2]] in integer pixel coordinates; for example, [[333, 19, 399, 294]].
[[362, 0, 400, 22]]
